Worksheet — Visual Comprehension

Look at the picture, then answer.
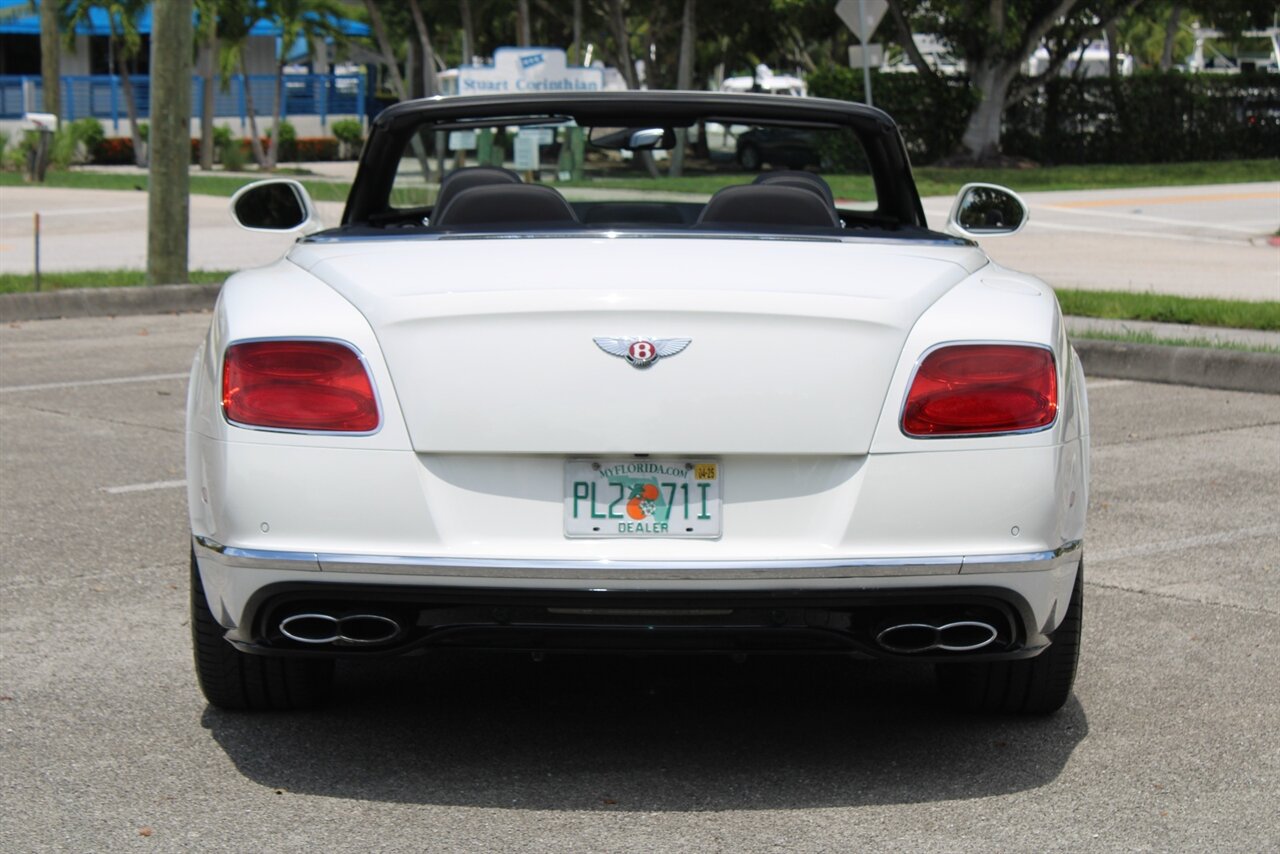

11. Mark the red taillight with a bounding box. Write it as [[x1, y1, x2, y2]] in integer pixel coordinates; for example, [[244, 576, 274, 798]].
[[902, 344, 1057, 437], [222, 340, 379, 432]]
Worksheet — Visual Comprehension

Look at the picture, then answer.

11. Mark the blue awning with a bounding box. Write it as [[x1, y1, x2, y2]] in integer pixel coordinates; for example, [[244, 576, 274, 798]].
[[0, 1, 369, 38]]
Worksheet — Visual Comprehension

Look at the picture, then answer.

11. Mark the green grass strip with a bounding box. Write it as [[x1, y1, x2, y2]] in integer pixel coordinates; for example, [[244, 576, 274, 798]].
[[0, 269, 231, 294], [0, 169, 352, 203], [1056, 289, 1280, 331], [1072, 329, 1280, 354]]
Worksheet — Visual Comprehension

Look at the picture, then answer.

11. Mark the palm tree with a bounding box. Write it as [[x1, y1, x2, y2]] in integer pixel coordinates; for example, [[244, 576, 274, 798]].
[[61, 0, 148, 165], [216, 0, 269, 168], [195, 0, 220, 171], [263, 0, 347, 169]]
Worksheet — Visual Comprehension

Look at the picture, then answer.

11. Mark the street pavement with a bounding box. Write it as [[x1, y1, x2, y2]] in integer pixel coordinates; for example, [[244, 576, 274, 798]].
[[1, 179, 1277, 300], [1, 312, 1277, 852], [0, 186, 347, 277], [920, 182, 1280, 301]]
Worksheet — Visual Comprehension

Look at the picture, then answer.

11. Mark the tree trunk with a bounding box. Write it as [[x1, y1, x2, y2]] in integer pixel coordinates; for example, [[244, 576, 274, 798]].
[[572, 0, 582, 64], [954, 0, 1080, 162], [668, 0, 695, 178], [40, 0, 60, 123], [108, 17, 147, 168], [606, 0, 637, 88], [517, 0, 532, 46], [604, 0, 659, 178], [364, 0, 407, 98], [199, 35, 217, 171], [958, 63, 1017, 162], [240, 57, 267, 168], [365, 0, 433, 181], [118, 62, 146, 167], [267, 59, 285, 170], [1160, 5, 1182, 71], [408, 0, 440, 98], [459, 0, 475, 63], [147, 0, 193, 286], [886, 0, 940, 82], [1105, 21, 1120, 79]]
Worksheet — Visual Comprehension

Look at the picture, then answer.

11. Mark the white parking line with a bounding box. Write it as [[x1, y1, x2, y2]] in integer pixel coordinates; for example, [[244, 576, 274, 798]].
[[0, 372, 188, 394], [1024, 219, 1246, 246], [1086, 379, 1133, 390], [102, 479, 187, 495], [1040, 204, 1266, 235], [0, 205, 146, 220]]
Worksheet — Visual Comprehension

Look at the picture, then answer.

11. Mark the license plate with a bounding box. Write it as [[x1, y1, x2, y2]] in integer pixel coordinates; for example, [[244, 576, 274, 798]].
[[564, 459, 721, 538]]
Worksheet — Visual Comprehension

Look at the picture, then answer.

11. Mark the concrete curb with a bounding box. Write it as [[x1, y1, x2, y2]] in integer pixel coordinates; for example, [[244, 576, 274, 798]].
[[3, 284, 1277, 395], [1074, 339, 1280, 395], [0, 283, 220, 322]]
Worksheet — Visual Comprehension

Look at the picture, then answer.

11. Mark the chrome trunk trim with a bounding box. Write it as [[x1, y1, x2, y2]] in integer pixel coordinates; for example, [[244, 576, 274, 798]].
[[193, 536, 1082, 580]]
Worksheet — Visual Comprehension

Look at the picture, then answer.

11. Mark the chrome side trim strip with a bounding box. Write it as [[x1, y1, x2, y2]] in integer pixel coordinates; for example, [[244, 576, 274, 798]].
[[315, 552, 960, 579], [193, 535, 321, 571], [193, 536, 1083, 580], [961, 539, 1082, 574]]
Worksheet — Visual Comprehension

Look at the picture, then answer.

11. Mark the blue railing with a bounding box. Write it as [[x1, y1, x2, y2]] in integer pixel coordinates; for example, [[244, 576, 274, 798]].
[[0, 73, 366, 129]]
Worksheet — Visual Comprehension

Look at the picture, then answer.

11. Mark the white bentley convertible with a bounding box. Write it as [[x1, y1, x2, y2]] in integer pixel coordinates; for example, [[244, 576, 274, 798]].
[[188, 92, 1087, 714]]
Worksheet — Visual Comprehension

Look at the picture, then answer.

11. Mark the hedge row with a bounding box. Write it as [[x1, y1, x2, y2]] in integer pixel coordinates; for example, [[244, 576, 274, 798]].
[[808, 67, 1280, 165], [90, 136, 342, 165]]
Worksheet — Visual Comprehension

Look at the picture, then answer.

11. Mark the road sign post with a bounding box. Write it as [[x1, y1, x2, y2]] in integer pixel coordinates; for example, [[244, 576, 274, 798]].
[[835, 0, 888, 107]]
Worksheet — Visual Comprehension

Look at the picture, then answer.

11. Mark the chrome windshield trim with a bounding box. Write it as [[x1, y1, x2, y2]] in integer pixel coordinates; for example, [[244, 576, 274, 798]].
[[193, 536, 1083, 580], [301, 230, 961, 247]]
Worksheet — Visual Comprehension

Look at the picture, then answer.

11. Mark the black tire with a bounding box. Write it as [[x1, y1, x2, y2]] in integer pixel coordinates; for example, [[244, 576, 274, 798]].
[[737, 143, 762, 171], [937, 561, 1083, 715], [190, 550, 334, 711]]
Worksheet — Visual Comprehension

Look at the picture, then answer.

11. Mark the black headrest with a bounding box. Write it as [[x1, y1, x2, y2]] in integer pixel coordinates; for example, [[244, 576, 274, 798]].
[[431, 184, 579, 228], [752, 171, 835, 207], [696, 184, 841, 228], [430, 166, 522, 223]]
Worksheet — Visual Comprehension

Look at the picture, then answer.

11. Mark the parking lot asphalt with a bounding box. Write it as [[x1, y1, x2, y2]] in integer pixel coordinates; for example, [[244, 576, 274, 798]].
[[1, 313, 1278, 852]]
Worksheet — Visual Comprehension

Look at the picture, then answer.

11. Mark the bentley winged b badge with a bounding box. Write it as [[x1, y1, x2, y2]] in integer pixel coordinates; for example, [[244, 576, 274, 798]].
[[593, 337, 692, 369]]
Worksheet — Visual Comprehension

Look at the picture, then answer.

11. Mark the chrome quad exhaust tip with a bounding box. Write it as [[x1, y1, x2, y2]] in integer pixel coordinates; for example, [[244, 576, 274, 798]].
[[279, 613, 402, 646], [875, 620, 1000, 654]]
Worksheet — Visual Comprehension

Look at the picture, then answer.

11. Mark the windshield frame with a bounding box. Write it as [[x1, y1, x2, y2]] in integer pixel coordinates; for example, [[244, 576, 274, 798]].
[[342, 91, 927, 232]]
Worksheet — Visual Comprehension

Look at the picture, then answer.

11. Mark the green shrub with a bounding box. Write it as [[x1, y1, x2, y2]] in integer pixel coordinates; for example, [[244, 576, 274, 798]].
[[1004, 72, 1280, 164], [71, 117, 105, 151], [219, 133, 247, 172], [332, 118, 363, 159], [46, 118, 107, 169], [810, 64, 1280, 165], [2, 141, 26, 172], [268, 120, 298, 160], [332, 118, 362, 144], [807, 66, 976, 164]]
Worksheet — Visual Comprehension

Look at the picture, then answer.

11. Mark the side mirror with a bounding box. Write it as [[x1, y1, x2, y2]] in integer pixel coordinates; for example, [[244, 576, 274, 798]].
[[946, 183, 1028, 239], [229, 179, 322, 234]]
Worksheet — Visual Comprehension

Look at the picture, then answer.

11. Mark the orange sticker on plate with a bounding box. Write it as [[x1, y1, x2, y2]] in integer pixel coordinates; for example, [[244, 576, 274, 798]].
[[694, 463, 717, 481]]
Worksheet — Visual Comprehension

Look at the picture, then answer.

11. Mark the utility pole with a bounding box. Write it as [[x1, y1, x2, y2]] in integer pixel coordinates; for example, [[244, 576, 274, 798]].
[[147, 0, 193, 285]]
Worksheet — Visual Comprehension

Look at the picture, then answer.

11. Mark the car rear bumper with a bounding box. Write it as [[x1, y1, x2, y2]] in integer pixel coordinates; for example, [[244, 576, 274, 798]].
[[193, 535, 1082, 662]]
